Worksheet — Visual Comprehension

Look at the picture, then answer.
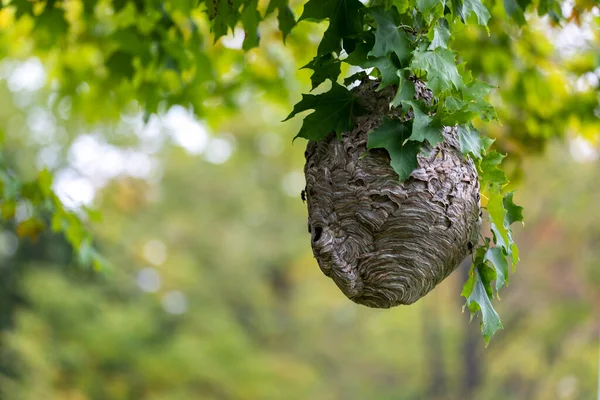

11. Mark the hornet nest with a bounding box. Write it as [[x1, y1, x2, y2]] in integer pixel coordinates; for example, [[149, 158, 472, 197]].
[[304, 79, 481, 308]]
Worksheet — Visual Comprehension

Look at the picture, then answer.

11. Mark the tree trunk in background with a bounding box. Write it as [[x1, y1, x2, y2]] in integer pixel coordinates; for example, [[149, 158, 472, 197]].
[[460, 258, 482, 398], [423, 291, 447, 399]]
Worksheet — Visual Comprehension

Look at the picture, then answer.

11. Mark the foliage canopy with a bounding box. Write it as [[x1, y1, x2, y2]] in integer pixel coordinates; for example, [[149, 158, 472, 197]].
[[0, 0, 598, 344]]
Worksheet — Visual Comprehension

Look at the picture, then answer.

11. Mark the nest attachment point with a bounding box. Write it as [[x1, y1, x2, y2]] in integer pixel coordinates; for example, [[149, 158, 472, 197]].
[[304, 80, 482, 308]]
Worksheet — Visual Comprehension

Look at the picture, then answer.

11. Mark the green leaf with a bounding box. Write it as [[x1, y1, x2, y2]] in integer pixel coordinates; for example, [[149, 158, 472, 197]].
[[503, 191, 524, 226], [444, 96, 464, 112], [490, 219, 519, 267], [489, 221, 508, 251], [302, 54, 342, 90], [460, 265, 477, 298], [343, 71, 369, 86], [537, 0, 550, 15], [478, 259, 496, 299], [462, 80, 496, 102], [440, 105, 481, 126], [110, 28, 151, 62], [428, 18, 451, 50], [343, 42, 371, 65], [508, 232, 519, 265], [402, 100, 443, 146], [479, 150, 508, 186], [267, 0, 296, 41], [106, 51, 135, 80], [36, 7, 69, 40], [241, 0, 261, 50], [461, 80, 497, 120], [277, 6, 296, 41], [393, 0, 409, 14], [345, 44, 399, 89], [481, 136, 495, 152], [368, 7, 410, 64], [284, 83, 358, 141], [21, 182, 44, 205], [299, 0, 365, 55], [487, 188, 510, 248], [12, 0, 34, 19], [266, 0, 281, 14], [457, 124, 484, 158], [453, 0, 491, 26], [391, 76, 416, 108], [411, 48, 462, 95], [484, 247, 509, 290], [503, 0, 530, 26], [538, 0, 561, 21], [464, 265, 503, 343], [367, 118, 420, 181], [371, 56, 401, 89], [416, 0, 445, 24], [170, 0, 195, 13], [207, 0, 239, 40]]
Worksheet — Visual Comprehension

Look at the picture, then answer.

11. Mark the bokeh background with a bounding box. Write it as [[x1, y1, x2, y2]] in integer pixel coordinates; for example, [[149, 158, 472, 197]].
[[0, 1, 600, 399]]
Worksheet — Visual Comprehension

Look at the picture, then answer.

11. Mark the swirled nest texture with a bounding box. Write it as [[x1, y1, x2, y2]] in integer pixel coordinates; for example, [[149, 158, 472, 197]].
[[304, 79, 481, 308]]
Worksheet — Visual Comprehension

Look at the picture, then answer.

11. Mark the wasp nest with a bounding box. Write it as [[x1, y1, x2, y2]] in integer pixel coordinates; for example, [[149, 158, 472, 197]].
[[304, 79, 481, 308]]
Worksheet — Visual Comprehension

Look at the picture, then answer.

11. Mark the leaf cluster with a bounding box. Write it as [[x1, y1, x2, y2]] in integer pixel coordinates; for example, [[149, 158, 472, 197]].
[[0, 154, 109, 272], [0, 0, 572, 343], [285, 0, 541, 341], [5, 0, 298, 121], [461, 139, 524, 344]]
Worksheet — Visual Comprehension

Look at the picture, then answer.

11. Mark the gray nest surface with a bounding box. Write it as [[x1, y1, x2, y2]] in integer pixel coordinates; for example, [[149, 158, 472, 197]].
[[304, 79, 481, 308]]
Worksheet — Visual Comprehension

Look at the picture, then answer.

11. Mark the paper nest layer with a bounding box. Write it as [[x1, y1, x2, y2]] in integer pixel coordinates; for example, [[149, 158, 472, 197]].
[[304, 79, 481, 308]]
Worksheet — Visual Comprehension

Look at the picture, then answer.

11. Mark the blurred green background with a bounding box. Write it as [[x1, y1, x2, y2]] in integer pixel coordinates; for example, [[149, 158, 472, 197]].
[[0, 0, 600, 399]]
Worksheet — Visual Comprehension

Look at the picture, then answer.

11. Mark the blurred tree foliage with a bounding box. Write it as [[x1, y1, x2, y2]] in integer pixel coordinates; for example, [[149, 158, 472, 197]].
[[0, 0, 599, 398]]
